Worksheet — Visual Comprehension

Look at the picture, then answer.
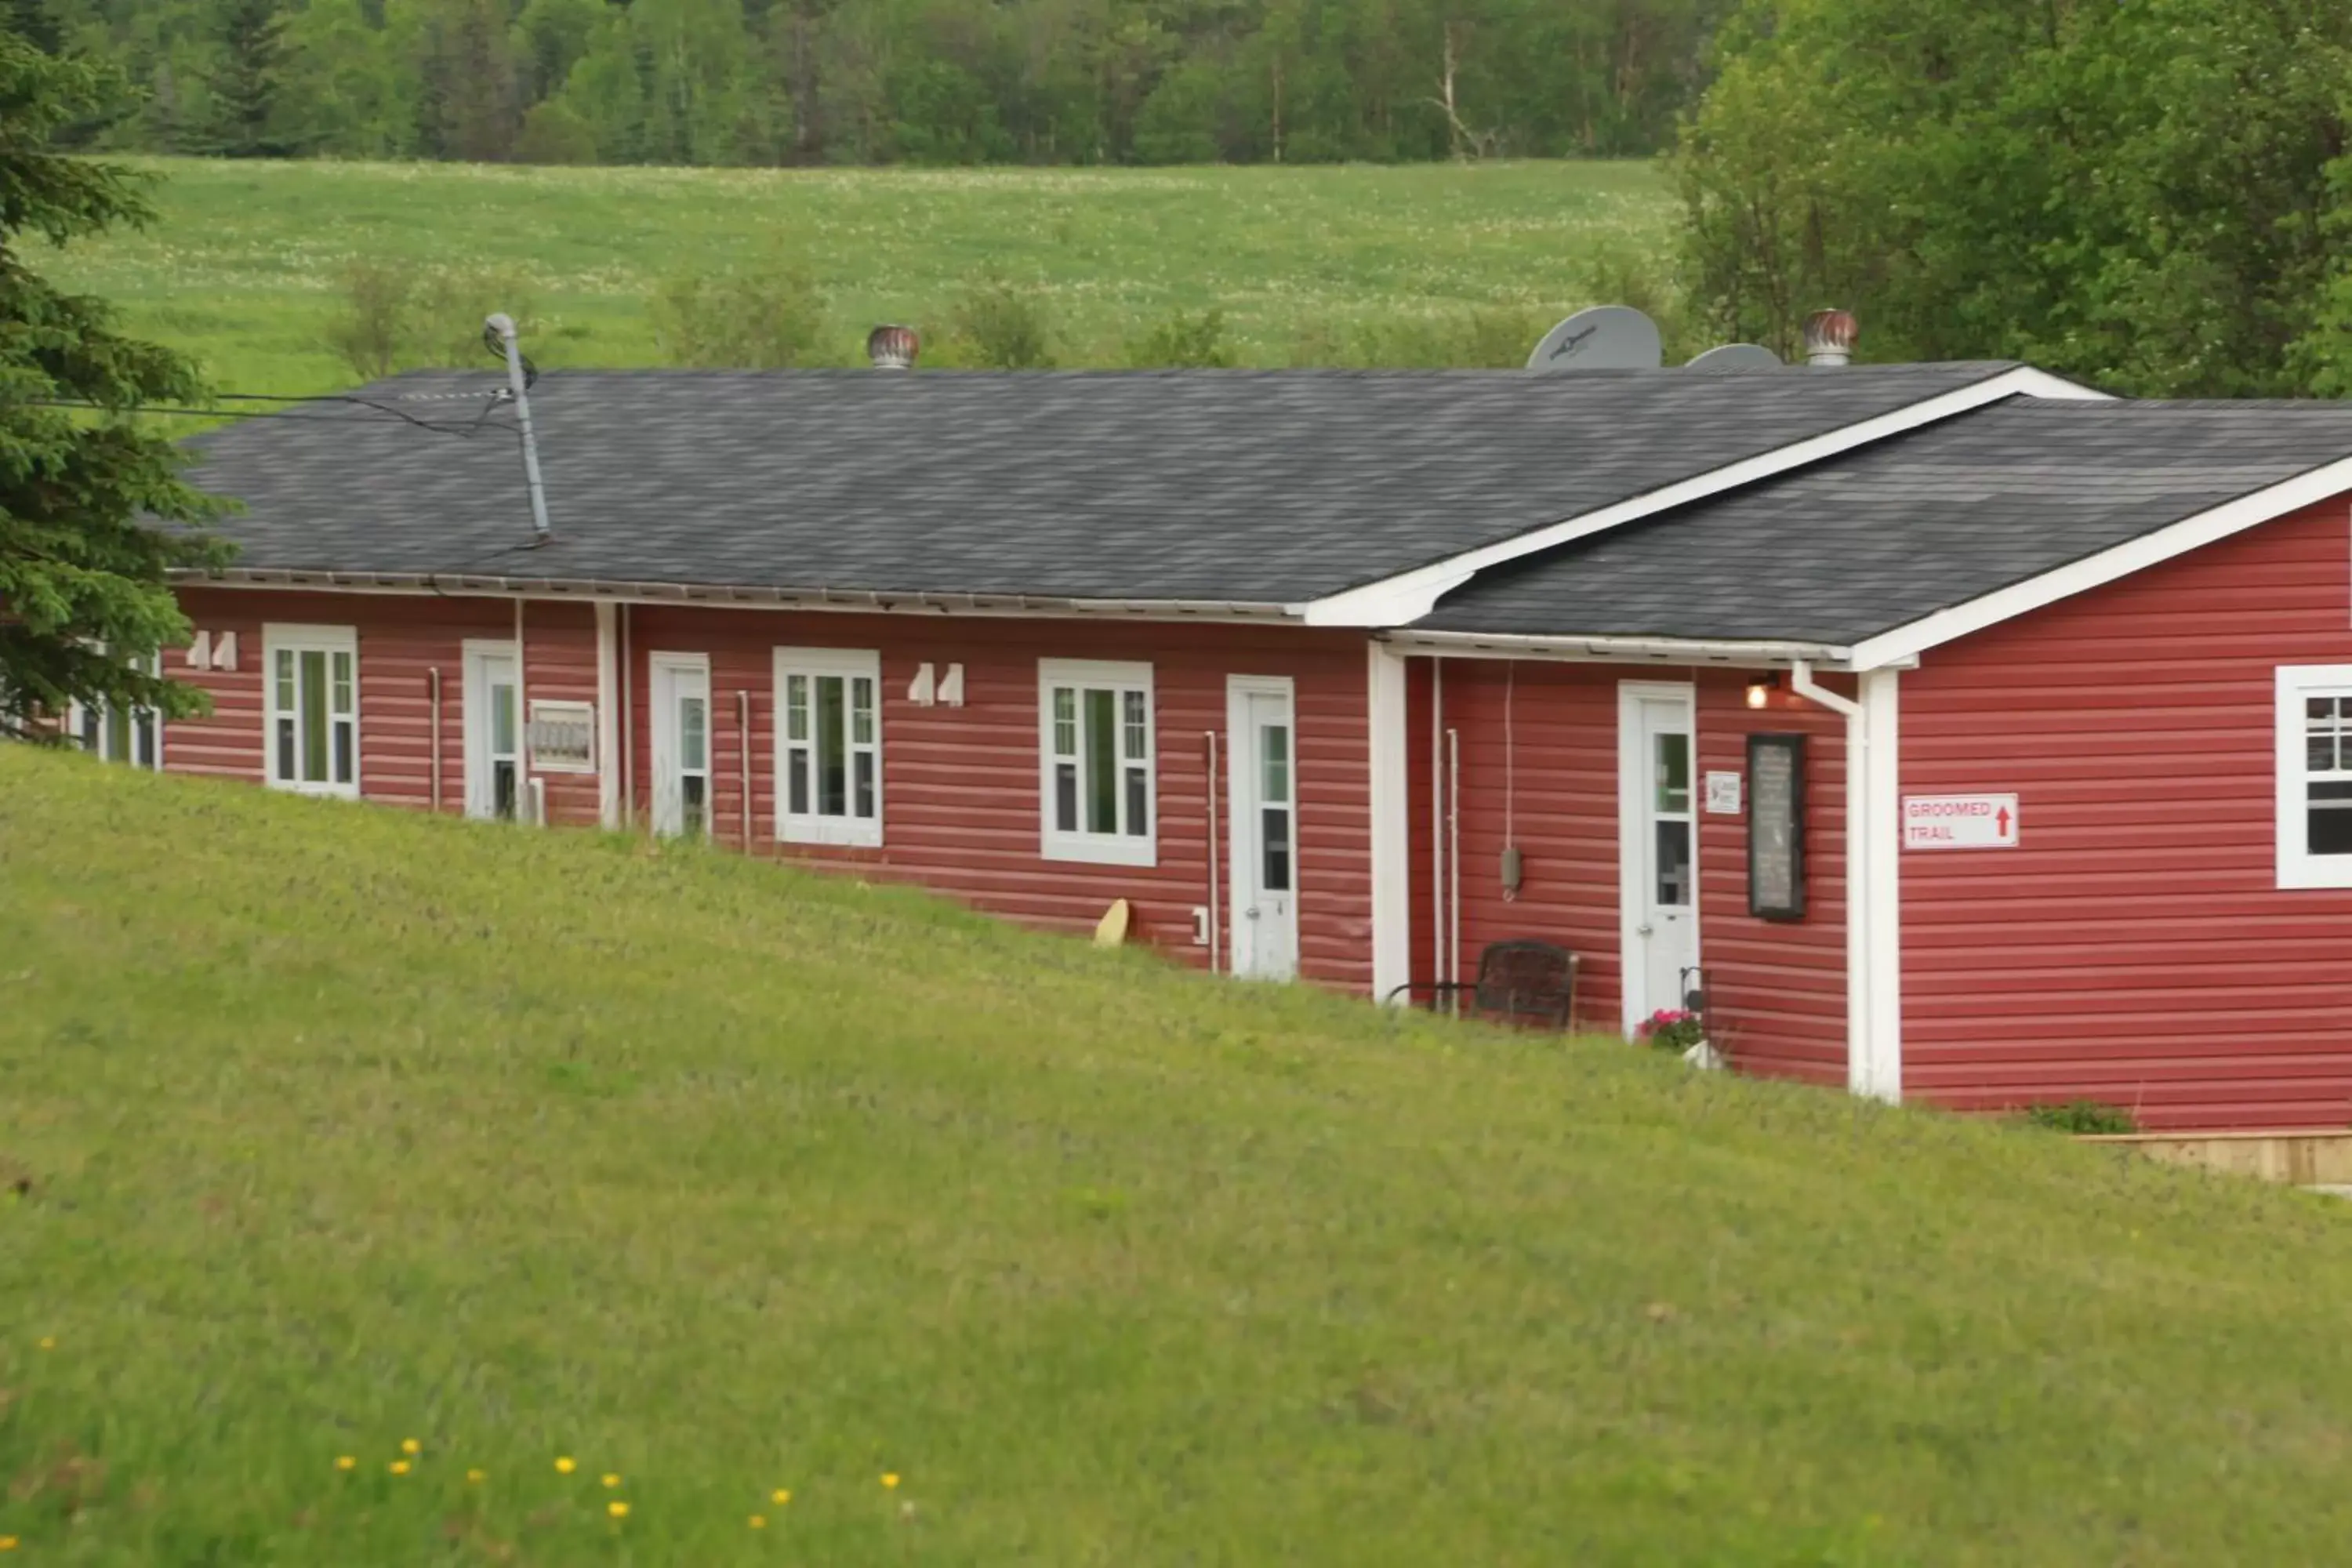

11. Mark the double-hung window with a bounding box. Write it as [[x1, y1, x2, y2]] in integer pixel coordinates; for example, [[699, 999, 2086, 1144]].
[[1039, 659, 1155, 866], [265, 624, 359, 797], [2278, 665, 2352, 887], [775, 648, 882, 847], [69, 649, 162, 769]]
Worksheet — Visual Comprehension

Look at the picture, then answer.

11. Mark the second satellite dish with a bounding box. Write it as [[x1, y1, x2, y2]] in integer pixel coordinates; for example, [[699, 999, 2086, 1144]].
[[1685, 343, 1782, 372], [1526, 305, 1663, 372]]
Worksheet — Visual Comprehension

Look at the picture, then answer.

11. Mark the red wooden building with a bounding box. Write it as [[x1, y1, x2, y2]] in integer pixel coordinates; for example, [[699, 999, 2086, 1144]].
[[85, 361, 2352, 1129]]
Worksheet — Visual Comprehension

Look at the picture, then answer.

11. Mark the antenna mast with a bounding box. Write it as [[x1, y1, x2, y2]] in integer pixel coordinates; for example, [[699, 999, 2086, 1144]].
[[485, 312, 552, 543]]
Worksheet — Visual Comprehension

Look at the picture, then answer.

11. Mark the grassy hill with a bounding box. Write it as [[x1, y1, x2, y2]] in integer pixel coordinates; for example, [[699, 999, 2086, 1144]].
[[9, 746, 2352, 1563], [38, 158, 1675, 397]]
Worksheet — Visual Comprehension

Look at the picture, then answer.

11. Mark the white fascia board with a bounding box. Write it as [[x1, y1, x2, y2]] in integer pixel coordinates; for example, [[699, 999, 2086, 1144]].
[[1384, 630, 1853, 666], [173, 570, 1297, 625], [1847, 453, 2352, 672], [1295, 365, 2111, 630]]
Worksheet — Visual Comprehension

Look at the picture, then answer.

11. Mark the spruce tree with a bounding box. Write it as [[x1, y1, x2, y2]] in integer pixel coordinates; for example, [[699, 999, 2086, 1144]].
[[0, 38, 227, 741], [205, 0, 289, 157]]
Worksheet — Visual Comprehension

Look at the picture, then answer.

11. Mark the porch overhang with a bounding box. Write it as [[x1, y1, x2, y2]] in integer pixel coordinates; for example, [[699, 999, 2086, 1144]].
[[1377, 628, 1869, 670]]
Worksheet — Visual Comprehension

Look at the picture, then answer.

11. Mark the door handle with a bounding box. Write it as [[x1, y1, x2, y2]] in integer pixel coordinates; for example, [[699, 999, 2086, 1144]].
[[1636, 923, 1653, 937], [1245, 907, 1261, 920]]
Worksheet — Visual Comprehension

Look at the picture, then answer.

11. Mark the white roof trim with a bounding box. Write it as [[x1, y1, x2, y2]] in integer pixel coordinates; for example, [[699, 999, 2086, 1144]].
[[1846, 454, 2352, 670], [172, 568, 1298, 624], [1295, 365, 2108, 627], [1383, 628, 1855, 666]]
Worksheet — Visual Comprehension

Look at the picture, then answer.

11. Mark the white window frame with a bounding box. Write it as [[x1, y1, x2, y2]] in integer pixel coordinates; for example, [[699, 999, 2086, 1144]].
[[774, 648, 884, 848], [263, 623, 360, 799], [1038, 658, 1156, 867], [67, 648, 164, 771], [2277, 664, 2352, 887]]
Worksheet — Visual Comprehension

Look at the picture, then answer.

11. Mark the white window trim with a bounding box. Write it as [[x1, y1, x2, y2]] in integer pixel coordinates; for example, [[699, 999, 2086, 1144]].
[[1038, 658, 1157, 868], [774, 647, 884, 848], [2277, 664, 2352, 888], [66, 648, 165, 771], [262, 622, 360, 799]]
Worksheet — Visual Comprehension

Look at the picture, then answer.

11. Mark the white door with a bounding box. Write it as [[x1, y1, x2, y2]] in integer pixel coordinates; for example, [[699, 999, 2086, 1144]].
[[1618, 683, 1698, 1029], [1228, 678, 1299, 980], [462, 642, 521, 821], [649, 654, 712, 838]]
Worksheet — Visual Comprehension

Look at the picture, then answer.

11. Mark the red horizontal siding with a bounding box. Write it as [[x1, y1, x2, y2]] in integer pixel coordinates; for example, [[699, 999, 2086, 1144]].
[[1402, 659, 1848, 1076], [165, 590, 1374, 992], [621, 608, 1372, 991], [171, 587, 513, 807], [1900, 495, 2352, 1131], [1694, 673, 1847, 1087]]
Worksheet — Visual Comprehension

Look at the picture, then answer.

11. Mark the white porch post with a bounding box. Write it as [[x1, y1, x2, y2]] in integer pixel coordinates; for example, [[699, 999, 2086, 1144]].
[[1367, 641, 1412, 1003], [595, 601, 621, 830], [1858, 666, 1903, 1102]]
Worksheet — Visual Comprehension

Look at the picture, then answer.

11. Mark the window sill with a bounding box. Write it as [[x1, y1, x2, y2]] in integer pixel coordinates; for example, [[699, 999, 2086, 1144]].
[[1041, 834, 1157, 869], [2278, 859, 2352, 890], [780, 821, 883, 850], [269, 779, 361, 800]]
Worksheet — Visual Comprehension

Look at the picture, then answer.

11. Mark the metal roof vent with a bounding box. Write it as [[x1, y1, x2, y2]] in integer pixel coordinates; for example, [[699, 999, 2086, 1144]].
[[866, 325, 919, 370], [1802, 309, 1857, 367]]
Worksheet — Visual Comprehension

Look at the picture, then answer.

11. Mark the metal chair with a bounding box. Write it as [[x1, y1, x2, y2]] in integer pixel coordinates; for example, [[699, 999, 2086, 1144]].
[[1386, 939, 1580, 1029]]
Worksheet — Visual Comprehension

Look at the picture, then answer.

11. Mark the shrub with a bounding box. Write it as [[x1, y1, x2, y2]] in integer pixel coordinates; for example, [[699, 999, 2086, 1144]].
[[2023, 1100, 2139, 1136], [952, 278, 1054, 369], [652, 263, 828, 369], [321, 259, 412, 380], [1125, 307, 1232, 368], [412, 267, 539, 368], [513, 100, 597, 165]]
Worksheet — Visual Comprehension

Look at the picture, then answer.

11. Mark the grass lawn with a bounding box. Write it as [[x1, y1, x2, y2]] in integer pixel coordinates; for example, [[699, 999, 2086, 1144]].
[[37, 158, 1675, 397], [9, 746, 2352, 1562]]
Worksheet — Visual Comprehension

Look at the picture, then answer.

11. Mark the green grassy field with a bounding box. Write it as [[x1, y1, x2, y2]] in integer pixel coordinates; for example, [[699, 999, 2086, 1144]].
[[38, 158, 1675, 397], [11, 747, 2352, 1563]]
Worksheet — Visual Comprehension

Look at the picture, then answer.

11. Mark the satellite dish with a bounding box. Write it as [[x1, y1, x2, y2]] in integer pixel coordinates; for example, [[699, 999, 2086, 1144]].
[[1685, 343, 1782, 373], [1526, 305, 1663, 372]]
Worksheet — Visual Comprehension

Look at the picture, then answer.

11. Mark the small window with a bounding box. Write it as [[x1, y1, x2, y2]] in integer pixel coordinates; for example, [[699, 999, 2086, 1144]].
[[264, 625, 360, 797], [775, 648, 881, 848], [68, 649, 163, 770], [2276, 666, 2352, 887], [1040, 659, 1155, 866]]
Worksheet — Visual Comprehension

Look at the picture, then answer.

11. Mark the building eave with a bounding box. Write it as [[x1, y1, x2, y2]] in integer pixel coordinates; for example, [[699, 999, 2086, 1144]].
[[171, 568, 1301, 625], [1380, 627, 1860, 668]]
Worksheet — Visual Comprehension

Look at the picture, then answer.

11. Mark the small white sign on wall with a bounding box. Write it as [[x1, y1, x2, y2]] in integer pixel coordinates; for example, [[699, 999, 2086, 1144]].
[[1704, 771, 1743, 815], [1903, 793, 2019, 850]]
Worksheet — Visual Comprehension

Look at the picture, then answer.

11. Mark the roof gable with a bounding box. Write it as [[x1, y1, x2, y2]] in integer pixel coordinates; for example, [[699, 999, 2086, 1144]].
[[1414, 398, 2352, 655]]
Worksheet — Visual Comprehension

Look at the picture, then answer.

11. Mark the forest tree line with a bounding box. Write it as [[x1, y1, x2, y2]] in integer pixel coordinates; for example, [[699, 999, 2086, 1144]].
[[13, 0, 1729, 165]]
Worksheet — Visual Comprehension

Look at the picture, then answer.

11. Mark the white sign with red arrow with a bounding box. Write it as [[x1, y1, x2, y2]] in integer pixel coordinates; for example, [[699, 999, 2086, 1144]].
[[1902, 793, 2019, 850]]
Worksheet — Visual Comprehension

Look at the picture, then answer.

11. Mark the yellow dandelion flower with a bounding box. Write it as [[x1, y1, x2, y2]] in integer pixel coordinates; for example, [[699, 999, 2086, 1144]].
[[401, 1438, 421, 1455], [335, 1456, 357, 1472], [0, 1537, 18, 1552], [771, 1488, 791, 1504], [748, 1515, 767, 1530], [36, 1338, 53, 1351], [601, 1472, 622, 1489], [881, 1473, 900, 1490], [554, 1456, 576, 1475], [466, 1468, 486, 1484], [607, 1501, 630, 1520], [389, 1461, 411, 1476]]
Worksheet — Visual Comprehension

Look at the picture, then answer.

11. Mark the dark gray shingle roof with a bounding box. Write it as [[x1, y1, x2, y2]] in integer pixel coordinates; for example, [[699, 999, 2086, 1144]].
[[1414, 398, 2352, 646], [183, 364, 2023, 604]]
